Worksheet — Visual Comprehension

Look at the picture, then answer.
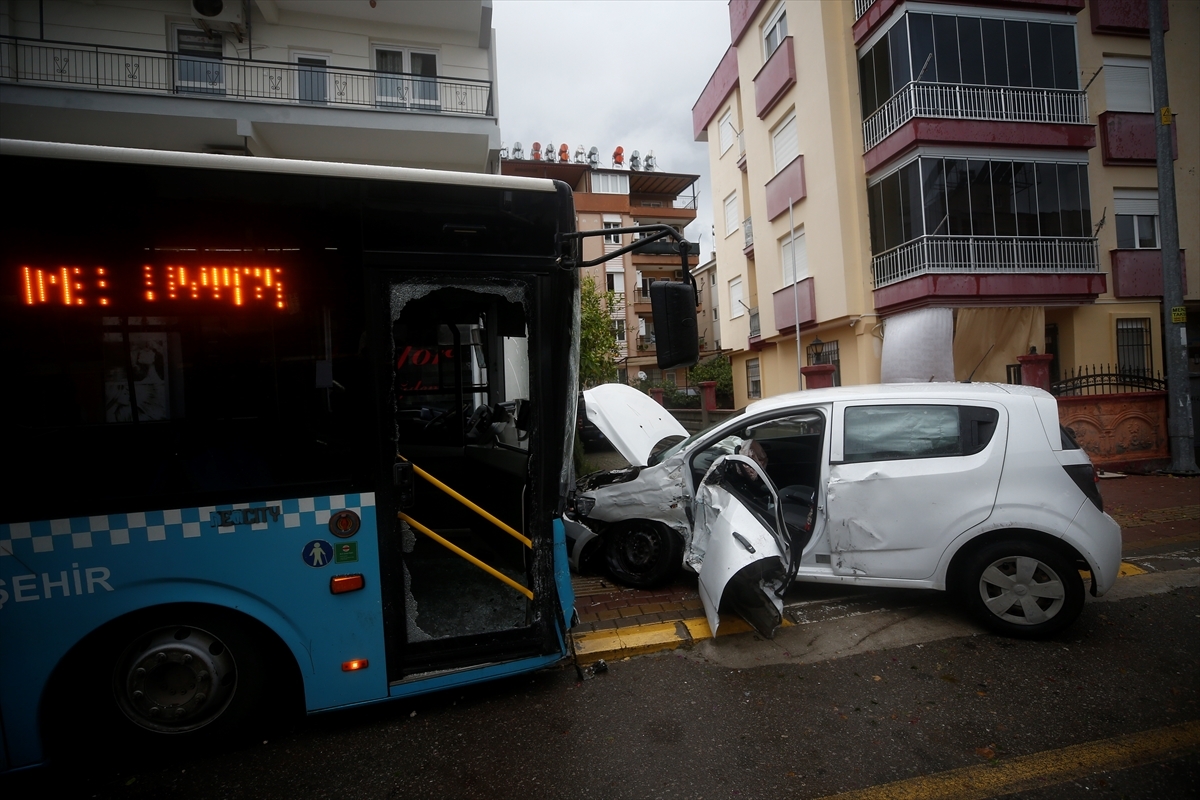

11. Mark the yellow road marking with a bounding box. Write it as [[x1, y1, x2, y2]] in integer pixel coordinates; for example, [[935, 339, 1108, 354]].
[[1081, 561, 1147, 580], [813, 720, 1200, 800]]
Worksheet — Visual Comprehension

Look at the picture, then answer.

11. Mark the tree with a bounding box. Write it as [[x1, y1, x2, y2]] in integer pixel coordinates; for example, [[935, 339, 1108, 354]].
[[688, 354, 734, 408], [579, 276, 620, 387]]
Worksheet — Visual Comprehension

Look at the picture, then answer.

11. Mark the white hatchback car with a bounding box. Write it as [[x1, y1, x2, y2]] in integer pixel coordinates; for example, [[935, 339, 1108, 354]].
[[566, 382, 1121, 639]]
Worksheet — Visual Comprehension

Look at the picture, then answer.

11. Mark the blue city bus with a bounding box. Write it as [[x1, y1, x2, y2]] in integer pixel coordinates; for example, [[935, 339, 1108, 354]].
[[0, 139, 594, 770]]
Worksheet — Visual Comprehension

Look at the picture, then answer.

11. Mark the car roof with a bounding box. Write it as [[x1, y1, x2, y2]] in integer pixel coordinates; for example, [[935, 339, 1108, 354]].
[[742, 382, 1046, 416]]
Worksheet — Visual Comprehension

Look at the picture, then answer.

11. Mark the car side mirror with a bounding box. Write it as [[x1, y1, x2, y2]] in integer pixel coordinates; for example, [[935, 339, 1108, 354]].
[[650, 281, 699, 370], [393, 461, 415, 509]]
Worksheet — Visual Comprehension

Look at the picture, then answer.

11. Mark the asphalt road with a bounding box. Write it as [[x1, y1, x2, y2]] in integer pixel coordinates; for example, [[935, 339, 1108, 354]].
[[11, 569, 1198, 799]]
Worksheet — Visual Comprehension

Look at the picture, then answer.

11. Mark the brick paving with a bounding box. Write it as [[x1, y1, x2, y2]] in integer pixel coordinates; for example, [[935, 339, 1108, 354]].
[[570, 474, 1200, 634]]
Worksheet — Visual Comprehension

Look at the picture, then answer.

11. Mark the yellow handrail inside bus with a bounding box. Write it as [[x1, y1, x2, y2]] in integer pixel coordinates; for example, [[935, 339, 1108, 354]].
[[398, 513, 534, 601], [399, 457, 532, 549]]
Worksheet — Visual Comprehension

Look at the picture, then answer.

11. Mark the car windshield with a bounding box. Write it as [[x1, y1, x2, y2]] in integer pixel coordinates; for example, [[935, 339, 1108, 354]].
[[647, 408, 746, 466]]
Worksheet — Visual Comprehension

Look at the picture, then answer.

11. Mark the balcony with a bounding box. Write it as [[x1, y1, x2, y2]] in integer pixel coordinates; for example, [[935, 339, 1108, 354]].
[[871, 235, 1107, 313], [854, 0, 878, 20], [753, 36, 795, 120], [748, 308, 761, 338], [743, 217, 755, 259], [1099, 111, 1178, 166], [0, 36, 493, 115], [863, 82, 1090, 154], [0, 35, 500, 168], [635, 336, 656, 354], [736, 130, 747, 172], [1111, 250, 1187, 298], [772, 278, 816, 335]]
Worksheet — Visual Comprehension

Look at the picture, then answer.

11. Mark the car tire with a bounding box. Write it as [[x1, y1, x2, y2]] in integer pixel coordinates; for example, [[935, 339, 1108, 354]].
[[961, 539, 1084, 638], [45, 607, 278, 763], [604, 520, 682, 589]]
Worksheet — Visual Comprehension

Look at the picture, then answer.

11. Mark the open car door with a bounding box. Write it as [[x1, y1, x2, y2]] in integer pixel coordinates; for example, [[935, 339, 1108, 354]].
[[688, 453, 804, 639]]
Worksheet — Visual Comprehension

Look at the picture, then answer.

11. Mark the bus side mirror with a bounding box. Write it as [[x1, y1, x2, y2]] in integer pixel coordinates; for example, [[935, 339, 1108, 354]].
[[650, 281, 699, 370], [393, 461, 415, 509]]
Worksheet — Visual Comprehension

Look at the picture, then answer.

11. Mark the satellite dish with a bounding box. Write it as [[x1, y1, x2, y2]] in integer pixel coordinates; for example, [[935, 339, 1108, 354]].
[[511, 141, 523, 160], [612, 146, 624, 167], [630, 150, 641, 171], [499, 142, 508, 160], [530, 141, 542, 161], [574, 145, 585, 163], [559, 143, 570, 162], [637, 370, 647, 381], [587, 146, 599, 167], [644, 151, 656, 171], [545, 141, 555, 162]]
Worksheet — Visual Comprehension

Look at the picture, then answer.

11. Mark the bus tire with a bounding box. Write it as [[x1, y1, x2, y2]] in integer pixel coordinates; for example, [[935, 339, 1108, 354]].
[[45, 607, 281, 761]]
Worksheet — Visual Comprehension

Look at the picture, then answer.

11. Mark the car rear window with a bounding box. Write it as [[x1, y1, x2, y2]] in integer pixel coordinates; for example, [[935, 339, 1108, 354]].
[[843, 405, 999, 463]]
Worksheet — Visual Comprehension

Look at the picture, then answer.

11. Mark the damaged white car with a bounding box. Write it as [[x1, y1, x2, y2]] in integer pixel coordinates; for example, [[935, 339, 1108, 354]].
[[565, 382, 1121, 639]]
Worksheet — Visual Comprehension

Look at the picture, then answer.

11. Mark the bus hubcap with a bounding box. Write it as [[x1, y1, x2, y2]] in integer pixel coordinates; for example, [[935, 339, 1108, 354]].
[[115, 626, 237, 733]]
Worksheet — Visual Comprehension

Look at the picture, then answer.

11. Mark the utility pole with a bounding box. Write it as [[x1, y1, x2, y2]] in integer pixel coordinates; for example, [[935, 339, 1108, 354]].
[[1149, 0, 1197, 473]]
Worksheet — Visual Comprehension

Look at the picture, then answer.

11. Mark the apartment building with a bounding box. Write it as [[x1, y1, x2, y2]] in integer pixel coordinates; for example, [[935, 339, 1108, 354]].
[[0, 0, 500, 171], [693, 0, 1197, 407], [500, 145, 700, 385]]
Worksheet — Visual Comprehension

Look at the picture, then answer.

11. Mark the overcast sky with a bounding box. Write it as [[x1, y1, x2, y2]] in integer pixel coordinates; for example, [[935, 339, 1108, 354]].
[[492, 0, 731, 258]]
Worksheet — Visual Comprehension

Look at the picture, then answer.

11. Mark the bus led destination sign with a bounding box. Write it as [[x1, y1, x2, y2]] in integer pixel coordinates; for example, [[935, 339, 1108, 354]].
[[20, 264, 288, 310]]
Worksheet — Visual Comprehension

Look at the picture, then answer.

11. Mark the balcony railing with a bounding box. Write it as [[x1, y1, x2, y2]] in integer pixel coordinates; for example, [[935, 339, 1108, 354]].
[[743, 217, 754, 250], [748, 307, 761, 338], [636, 336, 656, 353], [872, 235, 1100, 288], [0, 35, 493, 116], [854, 0, 878, 21], [862, 81, 1089, 152]]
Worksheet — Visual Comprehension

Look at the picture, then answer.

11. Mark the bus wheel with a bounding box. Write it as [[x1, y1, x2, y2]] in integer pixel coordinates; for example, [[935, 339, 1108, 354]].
[[113, 623, 244, 733]]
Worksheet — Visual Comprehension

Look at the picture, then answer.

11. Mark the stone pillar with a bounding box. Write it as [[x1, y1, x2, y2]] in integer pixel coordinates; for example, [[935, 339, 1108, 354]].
[[1017, 353, 1055, 393], [649, 387, 665, 406], [801, 364, 836, 390], [699, 380, 717, 427]]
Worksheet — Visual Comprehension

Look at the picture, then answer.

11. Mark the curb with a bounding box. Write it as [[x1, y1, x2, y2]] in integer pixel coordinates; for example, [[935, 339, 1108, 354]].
[[571, 560, 1155, 664]]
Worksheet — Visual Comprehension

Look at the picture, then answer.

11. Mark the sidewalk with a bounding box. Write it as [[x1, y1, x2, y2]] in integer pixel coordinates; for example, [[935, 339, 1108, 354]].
[[569, 473, 1200, 663]]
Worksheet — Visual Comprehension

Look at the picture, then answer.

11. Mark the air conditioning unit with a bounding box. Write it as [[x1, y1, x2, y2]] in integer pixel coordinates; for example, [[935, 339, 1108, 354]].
[[192, 0, 245, 30]]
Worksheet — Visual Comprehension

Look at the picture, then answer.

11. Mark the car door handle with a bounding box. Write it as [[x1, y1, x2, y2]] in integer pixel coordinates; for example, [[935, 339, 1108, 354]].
[[732, 531, 756, 554]]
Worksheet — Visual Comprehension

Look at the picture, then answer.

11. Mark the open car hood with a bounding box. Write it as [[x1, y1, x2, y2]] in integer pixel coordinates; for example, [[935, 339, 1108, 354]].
[[582, 383, 689, 467]]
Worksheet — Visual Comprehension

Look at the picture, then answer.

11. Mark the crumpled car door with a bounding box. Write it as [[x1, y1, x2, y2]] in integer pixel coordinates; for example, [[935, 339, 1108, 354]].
[[687, 454, 791, 639]]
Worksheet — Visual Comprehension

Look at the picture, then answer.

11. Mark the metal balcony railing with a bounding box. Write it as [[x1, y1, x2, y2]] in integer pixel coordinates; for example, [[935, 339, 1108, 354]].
[[749, 308, 761, 338], [862, 81, 1089, 152], [854, 0, 877, 21], [636, 336, 656, 353], [743, 217, 754, 250], [871, 235, 1101, 288], [0, 35, 493, 116]]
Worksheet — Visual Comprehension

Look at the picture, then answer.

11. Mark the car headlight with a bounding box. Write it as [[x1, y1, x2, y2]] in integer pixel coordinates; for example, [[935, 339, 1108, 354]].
[[574, 495, 595, 517]]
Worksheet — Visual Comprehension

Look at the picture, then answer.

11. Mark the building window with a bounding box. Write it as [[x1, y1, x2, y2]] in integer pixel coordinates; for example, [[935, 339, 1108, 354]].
[[665, 371, 678, 387], [593, 173, 630, 194], [719, 110, 735, 154], [867, 156, 1091, 253], [763, 4, 788, 59], [176, 28, 225, 95], [780, 228, 807, 284], [375, 48, 439, 108], [729, 277, 744, 318], [1104, 57, 1152, 113], [612, 319, 626, 342], [1116, 318, 1152, 377], [606, 271, 623, 293], [1114, 189, 1159, 249], [858, 12, 1078, 120], [603, 222, 622, 245], [724, 192, 740, 236], [771, 112, 799, 174], [747, 358, 762, 399]]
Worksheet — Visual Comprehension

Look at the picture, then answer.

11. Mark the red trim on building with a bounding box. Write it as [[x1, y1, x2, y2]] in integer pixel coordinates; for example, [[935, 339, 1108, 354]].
[[1090, 0, 1169, 37], [692, 46, 740, 142], [772, 278, 817, 334], [872, 271, 1107, 314], [729, 0, 768, 46], [1110, 249, 1187, 297], [863, 118, 1095, 174], [852, 0, 1083, 47], [1098, 111, 1178, 166], [765, 155, 806, 221], [754, 36, 796, 119]]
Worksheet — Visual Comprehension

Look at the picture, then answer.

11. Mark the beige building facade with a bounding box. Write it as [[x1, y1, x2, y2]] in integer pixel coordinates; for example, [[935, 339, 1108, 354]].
[[693, 0, 1198, 409]]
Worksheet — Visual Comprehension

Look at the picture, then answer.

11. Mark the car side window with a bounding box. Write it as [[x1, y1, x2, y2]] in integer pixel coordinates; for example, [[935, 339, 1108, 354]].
[[690, 411, 825, 489], [842, 405, 998, 463]]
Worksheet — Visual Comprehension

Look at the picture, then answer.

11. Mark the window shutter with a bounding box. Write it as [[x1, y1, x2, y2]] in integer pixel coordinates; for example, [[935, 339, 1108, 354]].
[[724, 193, 739, 235], [781, 230, 807, 284], [772, 115, 798, 173], [1113, 189, 1159, 216], [719, 112, 733, 153], [1105, 63, 1152, 113]]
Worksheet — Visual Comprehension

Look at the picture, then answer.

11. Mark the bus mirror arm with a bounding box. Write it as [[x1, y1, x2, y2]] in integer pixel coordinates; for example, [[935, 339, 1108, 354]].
[[558, 224, 697, 302]]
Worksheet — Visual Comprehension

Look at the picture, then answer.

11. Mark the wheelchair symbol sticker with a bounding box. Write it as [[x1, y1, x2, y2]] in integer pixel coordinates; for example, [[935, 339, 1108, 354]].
[[302, 540, 333, 567]]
